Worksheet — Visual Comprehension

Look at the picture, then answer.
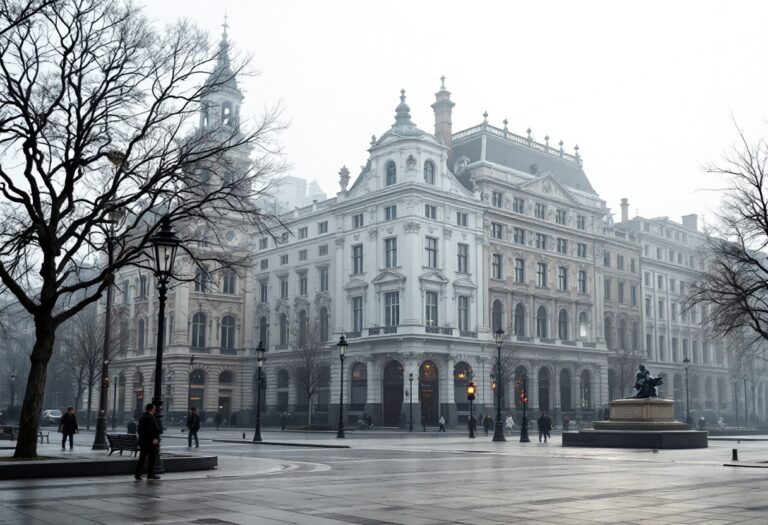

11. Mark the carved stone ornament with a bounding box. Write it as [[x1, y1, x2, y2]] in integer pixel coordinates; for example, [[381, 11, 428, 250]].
[[404, 221, 421, 234], [407, 155, 416, 169], [339, 165, 350, 192], [443, 227, 453, 239], [543, 180, 553, 194], [335, 238, 345, 247], [368, 229, 378, 239]]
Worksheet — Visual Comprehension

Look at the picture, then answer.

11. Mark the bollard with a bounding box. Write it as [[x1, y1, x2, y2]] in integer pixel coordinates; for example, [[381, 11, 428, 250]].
[[242, 432, 246, 440], [732, 448, 739, 461]]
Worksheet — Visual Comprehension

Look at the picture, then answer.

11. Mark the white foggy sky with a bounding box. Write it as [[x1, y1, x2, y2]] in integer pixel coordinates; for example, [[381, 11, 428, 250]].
[[145, 0, 768, 225]]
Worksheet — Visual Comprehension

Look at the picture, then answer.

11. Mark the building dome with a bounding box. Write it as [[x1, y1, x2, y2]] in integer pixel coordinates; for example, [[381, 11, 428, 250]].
[[375, 90, 438, 146]]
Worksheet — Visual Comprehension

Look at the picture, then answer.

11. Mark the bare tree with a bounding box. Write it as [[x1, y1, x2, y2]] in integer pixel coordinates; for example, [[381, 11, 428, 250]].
[[610, 349, 643, 399], [285, 316, 331, 426], [0, 0, 284, 457]]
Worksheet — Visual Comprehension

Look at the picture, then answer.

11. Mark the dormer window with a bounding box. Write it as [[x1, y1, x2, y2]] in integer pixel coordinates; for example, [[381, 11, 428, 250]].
[[424, 161, 435, 184], [202, 106, 210, 129], [386, 161, 396, 186], [222, 101, 233, 127]]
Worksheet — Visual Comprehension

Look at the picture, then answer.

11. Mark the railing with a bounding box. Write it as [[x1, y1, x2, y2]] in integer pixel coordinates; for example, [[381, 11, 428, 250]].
[[384, 326, 398, 334], [460, 330, 478, 338], [275, 344, 288, 350], [368, 327, 381, 336], [425, 326, 453, 335], [453, 123, 581, 164], [561, 340, 577, 346], [517, 335, 533, 342], [190, 347, 211, 354], [347, 331, 362, 338], [540, 338, 556, 344], [582, 342, 597, 348]]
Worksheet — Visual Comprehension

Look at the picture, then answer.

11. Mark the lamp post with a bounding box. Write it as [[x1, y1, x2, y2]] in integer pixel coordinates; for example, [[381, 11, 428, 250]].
[[520, 373, 530, 442], [149, 216, 180, 475], [93, 204, 124, 450], [9, 373, 16, 408], [253, 342, 266, 442], [187, 355, 195, 409], [743, 374, 748, 429], [492, 328, 506, 442], [467, 381, 476, 439], [408, 372, 414, 432], [165, 370, 174, 423], [112, 378, 118, 430], [336, 335, 347, 438], [683, 356, 690, 427]]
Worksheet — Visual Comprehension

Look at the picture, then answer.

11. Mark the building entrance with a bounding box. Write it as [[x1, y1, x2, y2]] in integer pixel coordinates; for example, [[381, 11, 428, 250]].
[[382, 360, 403, 426], [419, 360, 439, 425]]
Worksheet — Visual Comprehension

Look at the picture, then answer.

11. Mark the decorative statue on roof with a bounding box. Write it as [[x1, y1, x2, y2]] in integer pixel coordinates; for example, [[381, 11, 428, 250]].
[[339, 165, 350, 192], [633, 365, 663, 399]]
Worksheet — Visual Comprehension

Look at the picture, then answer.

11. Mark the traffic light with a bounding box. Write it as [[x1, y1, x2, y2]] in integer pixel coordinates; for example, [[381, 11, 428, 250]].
[[466, 381, 476, 401]]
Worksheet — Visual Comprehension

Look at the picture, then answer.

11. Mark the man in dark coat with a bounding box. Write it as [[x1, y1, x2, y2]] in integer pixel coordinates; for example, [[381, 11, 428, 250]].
[[537, 411, 551, 443], [134, 403, 162, 481], [186, 407, 200, 448], [59, 406, 78, 450]]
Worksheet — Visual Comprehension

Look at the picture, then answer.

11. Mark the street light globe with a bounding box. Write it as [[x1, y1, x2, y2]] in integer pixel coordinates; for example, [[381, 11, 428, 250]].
[[256, 341, 267, 367], [494, 328, 505, 347], [149, 215, 180, 277], [337, 335, 348, 357]]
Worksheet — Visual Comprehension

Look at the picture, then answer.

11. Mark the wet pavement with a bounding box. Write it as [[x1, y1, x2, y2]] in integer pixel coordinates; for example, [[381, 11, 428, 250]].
[[1, 427, 768, 524]]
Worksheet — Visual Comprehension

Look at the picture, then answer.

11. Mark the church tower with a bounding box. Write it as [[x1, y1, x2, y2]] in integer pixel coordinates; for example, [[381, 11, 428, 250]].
[[199, 17, 244, 133]]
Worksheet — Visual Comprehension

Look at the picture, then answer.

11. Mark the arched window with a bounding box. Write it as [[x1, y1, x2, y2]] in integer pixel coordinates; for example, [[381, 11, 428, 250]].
[[618, 319, 627, 350], [536, 306, 547, 338], [220, 315, 236, 351], [222, 269, 237, 294], [558, 309, 569, 340], [351, 363, 367, 408], [222, 101, 233, 126], [259, 316, 269, 348], [137, 319, 146, 352], [189, 369, 205, 409], [604, 316, 613, 349], [298, 310, 308, 344], [194, 267, 208, 292], [514, 304, 525, 336], [201, 105, 210, 129], [319, 307, 329, 342], [423, 160, 435, 184], [579, 312, 588, 338], [191, 312, 206, 348], [453, 362, 472, 405], [279, 313, 288, 346], [385, 161, 396, 186], [492, 299, 503, 332], [580, 370, 592, 409]]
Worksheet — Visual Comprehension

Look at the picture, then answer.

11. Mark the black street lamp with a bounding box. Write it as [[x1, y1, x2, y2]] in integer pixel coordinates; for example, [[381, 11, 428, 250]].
[[683, 356, 690, 427], [408, 372, 414, 432], [93, 205, 124, 450], [187, 355, 196, 409], [165, 370, 174, 422], [9, 373, 16, 408], [743, 374, 748, 429], [149, 216, 180, 475], [520, 373, 530, 443], [336, 335, 347, 438], [467, 381, 476, 439], [492, 328, 506, 442], [112, 378, 118, 430], [253, 342, 266, 442]]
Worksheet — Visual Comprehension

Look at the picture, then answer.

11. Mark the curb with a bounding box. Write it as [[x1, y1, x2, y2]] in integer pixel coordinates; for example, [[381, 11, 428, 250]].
[[213, 439, 350, 449]]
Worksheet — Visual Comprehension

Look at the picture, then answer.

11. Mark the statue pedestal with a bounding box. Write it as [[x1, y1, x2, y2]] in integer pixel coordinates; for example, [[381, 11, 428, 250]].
[[563, 398, 707, 449]]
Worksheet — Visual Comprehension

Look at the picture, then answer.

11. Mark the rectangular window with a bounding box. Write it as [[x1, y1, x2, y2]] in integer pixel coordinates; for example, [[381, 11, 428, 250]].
[[603, 251, 610, 267], [556, 209, 567, 225], [385, 237, 398, 268], [299, 272, 308, 296], [352, 213, 364, 229], [678, 253, 683, 264], [577, 215, 586, 230], [658, 299, 665, 319], [578, 270, 587, 293], [513, 197, 525, 213], [456, 211, 468, 227], [319, 268, 328, 292], [260, 259, 268, 270], [558, 266, 568, 291], [657, 275, 663, 289], [280, 277, 288, 299], [631, 286, 637, 306], [577, 243, 587, 258], [259, 238, 268, 250], [299, 249, 307, 261], [535, 203, 546, 219], [604, 279, 612, 300], [645, 297, 652, 317], [259, 280, 268, 303], [644, 272, 650, 286], [668, 250, 674, 262], [425, 204, 437, 219], [513, 227, 525, 245], [352, 244, 363, 274], [298, 226, 308, 240], [535, 233, 547, 250], [318, 221, 328, 234], [617, 255, 625, 270], [646, 333, 653, 358], [514, 258, 525, 283], [385, 205, 397, 221], [425, 237, 438, 268], [556, 238, 567, 254], [425, 291, 438, 326], [492, 253, 502, 279], [671, 302, 677, 321], [656, 247, 662, 260], [492, 191, 503, 208], [319, 244, 328, 256], [630, 259, 636, 273], [659, 335, 666, 360], [280, 254, 288, 265], [458, 296, 469, 331], [536, 262, 547, 287], [457, 243, 469, 273], [670, 278, 676, 291], [352, 296, 363, 332], [492, 222, 503, 239], [385, 292, 400, 326], [618, 282, 625, 303]]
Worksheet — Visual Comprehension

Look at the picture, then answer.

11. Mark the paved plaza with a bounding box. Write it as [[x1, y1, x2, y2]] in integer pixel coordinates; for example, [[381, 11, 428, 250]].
[[1, 428, 768, 524]]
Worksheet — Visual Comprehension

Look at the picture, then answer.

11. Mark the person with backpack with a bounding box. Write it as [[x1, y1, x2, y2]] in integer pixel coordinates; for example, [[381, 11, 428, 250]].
[[186, 407, 200, 448]]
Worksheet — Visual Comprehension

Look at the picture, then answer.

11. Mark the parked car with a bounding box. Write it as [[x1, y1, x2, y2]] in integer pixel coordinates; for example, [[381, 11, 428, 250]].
[[41, 409, 62, 425]]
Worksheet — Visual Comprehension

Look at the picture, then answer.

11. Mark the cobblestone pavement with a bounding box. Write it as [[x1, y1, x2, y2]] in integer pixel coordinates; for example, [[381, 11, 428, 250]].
[[1, 428, 768, 524]]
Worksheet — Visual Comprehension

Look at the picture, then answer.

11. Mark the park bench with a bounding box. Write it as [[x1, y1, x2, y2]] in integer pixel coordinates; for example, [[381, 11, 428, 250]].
[[106, 433, 139, 456], [0, 425, 19, 440], [38, 431, 49, 444]]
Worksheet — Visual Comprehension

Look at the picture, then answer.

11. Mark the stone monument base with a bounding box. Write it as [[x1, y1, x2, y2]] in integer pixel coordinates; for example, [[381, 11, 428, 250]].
[[562, 398, 707, 449]]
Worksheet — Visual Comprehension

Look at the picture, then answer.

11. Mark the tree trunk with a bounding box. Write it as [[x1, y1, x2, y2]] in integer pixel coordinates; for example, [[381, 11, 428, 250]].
[[13, 317, 56, 458], [307, 396, 313, 425], [86, 375, 94, 430]]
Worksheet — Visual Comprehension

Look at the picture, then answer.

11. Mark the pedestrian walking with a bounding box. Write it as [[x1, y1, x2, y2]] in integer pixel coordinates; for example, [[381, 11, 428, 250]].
[[482, 415, 492, 436], [230, 413, 237, 428], [134, 403, 162, 481], [438, 415, 446, 432], [279, 411, 288, 431], [505, 414, 515, 435], [546, 413, 553, 439], [186, 407, 200, 448], [214, 411, 223, 430], [468, 414, 477, 435], [421, 413, 427, 432], [537, 411, 551, 443], [59, 406, 78, 450]]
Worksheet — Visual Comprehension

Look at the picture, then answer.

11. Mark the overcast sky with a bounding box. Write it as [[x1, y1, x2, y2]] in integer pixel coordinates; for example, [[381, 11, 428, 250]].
[[145, 0, 768, 226]]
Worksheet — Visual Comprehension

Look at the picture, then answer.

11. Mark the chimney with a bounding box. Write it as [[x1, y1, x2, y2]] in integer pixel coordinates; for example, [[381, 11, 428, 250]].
[[682, 214, 698, 231], [431, 76, 455, 151], [620, 198, 629, 223]]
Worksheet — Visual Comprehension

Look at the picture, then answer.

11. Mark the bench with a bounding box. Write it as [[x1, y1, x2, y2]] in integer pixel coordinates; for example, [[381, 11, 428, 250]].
[[38, 431, 49, 444], [0, 426, 19, 440], [106, 433, 139, 456]]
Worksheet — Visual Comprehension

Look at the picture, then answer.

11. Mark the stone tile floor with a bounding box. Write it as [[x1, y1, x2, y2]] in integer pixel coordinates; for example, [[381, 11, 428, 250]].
[[1, 428, 767, 524]]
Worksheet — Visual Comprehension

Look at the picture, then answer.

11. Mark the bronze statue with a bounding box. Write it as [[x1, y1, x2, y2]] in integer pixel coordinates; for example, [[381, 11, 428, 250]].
[[633, 364, 663, 398]]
